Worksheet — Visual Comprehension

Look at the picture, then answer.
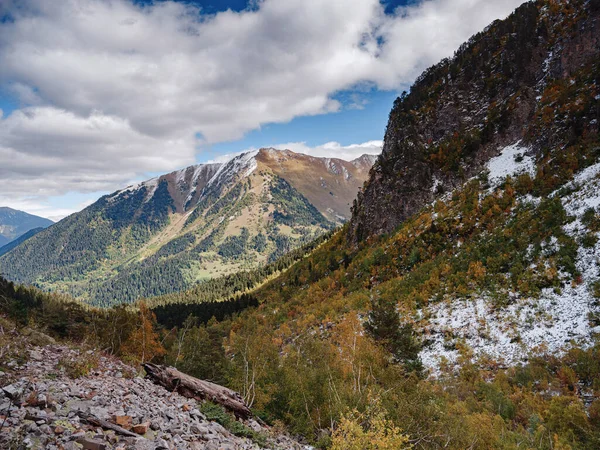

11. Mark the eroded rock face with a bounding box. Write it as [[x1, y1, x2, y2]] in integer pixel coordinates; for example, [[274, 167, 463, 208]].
[[349, 0, 600, 242], [0, 345, 309, 450]]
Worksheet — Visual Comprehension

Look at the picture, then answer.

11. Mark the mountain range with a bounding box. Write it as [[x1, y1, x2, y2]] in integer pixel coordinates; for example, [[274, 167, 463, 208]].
[[0, 207, 53, 248], [1, 0, 600, 448], [0, 149, 376, 305]]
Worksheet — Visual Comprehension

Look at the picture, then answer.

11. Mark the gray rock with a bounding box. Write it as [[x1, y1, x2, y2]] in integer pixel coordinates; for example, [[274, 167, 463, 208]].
[[2, 382, 24, 399], [76, 436, 107, 450], [39, 424, 53, 435], [71, 431, 87, 440], [30, 350, 44, 361], [63, 442, 82, 450], [190, 423, 210, 436], [155, 438, 169, 449]]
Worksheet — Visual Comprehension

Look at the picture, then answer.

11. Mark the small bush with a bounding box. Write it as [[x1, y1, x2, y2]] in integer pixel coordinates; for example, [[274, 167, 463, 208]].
[[200, 401, 267, 446], [581, 232, 598, 248], [57, 352, 99, 379]]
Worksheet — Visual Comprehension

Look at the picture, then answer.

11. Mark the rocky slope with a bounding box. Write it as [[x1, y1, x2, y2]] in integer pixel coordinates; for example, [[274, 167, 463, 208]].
[[0, 149, 375, 306], [349, 0, 600, 242], [0, 208, 53, 247], [0, 341, 307, 450]]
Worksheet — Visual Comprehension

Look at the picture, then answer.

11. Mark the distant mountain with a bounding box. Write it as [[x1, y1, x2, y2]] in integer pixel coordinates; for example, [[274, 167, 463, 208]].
[[0, 227, 46, 257], [0, 207, 53, 247], [0, 149, 376, 305]]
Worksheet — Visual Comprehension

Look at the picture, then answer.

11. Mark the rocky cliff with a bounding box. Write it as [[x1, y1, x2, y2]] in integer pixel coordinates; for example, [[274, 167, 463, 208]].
[[350, 0, 600, 242]]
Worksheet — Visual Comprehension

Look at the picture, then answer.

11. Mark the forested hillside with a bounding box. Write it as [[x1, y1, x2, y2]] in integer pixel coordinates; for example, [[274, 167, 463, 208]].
[[0, 227, 45, 257], [2, 0, 600, 448], [144, 0, 600, 447], [0, 150, 374, 306]]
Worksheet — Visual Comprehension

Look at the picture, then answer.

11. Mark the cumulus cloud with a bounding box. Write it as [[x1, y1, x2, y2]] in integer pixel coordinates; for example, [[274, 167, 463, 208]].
[[0, 0, 525, 209], [0, 107, 195, 198]]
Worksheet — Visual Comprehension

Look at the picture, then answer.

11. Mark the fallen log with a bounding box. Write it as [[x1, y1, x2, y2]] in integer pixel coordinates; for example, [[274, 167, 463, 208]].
[[78, 411, 140, 437], [142, 363, 251, 419]]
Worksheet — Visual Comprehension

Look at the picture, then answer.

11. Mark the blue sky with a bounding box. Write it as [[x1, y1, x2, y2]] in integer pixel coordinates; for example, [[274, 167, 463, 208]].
[[0, 0, 524, 220], [200, 89, 398, 162]]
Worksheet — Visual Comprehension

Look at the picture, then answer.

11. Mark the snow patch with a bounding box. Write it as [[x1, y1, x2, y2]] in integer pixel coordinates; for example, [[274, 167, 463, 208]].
[[174, 167, 188, 186], [560, 162, 600, 236], [431, 177, 443, 194], [323, 158, 341, 175], [206, 150, 259, 190], [184, 163, 222, 204], [421, 273, 597, 374], [421, 162, 600, 375], [342, 166, 350, 181], [110, 176, 160, 203], [142, 177, 160, 202], [486, 142, 535, 186], [543, 50, 554, 74]]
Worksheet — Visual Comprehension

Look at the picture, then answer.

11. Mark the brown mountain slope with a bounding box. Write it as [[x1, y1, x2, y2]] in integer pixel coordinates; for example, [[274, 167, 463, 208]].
[[256, 148, 376, 222]]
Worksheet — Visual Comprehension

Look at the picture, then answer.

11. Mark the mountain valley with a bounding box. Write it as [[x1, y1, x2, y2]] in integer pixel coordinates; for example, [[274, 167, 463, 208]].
[[0, 149, 375, 306], [2, 0, 600, 449]]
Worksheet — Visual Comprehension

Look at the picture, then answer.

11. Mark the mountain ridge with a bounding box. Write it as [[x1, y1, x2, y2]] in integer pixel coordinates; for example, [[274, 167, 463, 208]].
[[349, 0, 600, 242], [0, 207, 53, 247], [2, 1, 600, 448], [0, 148, 377, 305]]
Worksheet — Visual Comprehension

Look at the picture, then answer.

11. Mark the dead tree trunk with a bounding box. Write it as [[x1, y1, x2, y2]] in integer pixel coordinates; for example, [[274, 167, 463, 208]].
[[142, 363, 251, 419]]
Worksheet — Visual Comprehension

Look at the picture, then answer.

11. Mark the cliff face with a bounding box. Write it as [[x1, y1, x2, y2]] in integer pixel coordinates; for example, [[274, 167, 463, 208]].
[[350, 0, 600, 242]]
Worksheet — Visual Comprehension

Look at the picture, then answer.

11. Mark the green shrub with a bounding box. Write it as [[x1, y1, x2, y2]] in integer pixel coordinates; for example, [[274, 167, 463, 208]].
[[199, 401, 267, 446], [57, 352, 99, 379]]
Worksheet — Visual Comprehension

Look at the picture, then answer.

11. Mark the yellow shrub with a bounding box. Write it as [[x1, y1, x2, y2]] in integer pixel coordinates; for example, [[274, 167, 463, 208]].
[[331, 399, 411, 450]]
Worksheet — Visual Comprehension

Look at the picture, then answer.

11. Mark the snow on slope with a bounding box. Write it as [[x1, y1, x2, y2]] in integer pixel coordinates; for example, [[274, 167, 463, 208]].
[[420, 161, 600, 375], [111, 176, 160, 202], [486, 141, 536, 185], [206, 150, 259, 190]]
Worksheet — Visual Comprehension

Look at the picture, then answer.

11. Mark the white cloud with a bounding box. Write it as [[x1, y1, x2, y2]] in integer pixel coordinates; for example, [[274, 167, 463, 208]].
[[271, 140, 383, 161], [0, 107, 195, 199], [0, 0, 525, 208]]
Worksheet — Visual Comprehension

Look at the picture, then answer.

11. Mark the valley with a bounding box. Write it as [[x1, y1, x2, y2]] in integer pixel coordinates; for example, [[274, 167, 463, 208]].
[[0, 149, 375, 306], [1, 0, 600, 449]]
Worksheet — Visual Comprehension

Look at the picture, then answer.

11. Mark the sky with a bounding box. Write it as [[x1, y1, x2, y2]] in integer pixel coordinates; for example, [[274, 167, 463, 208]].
[[0, 0, 525, 221]]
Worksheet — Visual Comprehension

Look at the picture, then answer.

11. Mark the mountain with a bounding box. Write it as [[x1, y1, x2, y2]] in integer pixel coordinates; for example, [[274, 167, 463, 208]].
[[0, 207, 53, 247], [0, 227, 46, 257], [2, 1, 600, 448], [349, 0, 600, 242], [131, 0, 600, 446], [0, 149, 375, 305]]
